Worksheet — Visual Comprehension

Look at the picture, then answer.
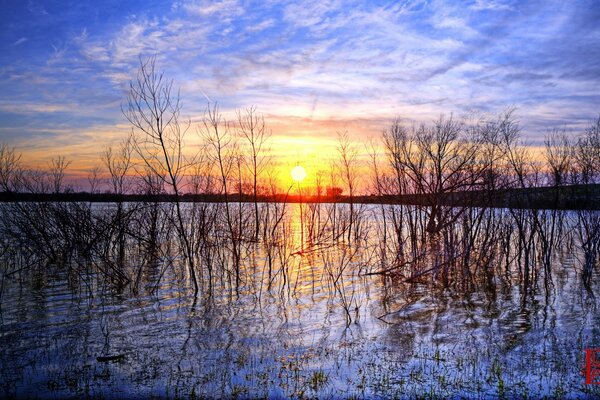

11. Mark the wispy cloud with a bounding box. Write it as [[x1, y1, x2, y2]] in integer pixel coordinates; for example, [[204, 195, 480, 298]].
[[1, 0, 600, 166], [178, 0, 243, 17], [245, 18, 275, 33], [0, 101, 80, 114], [13, 37, 28, 46], [27, 0, 48, 16]]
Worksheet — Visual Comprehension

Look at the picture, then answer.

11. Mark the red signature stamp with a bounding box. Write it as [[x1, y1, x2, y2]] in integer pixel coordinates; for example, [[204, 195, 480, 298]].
[[585, 349, 600, 384]]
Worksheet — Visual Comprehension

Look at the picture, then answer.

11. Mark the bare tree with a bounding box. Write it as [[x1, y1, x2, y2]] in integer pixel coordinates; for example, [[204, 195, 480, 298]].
[[575, 116, 600, 184], [337, 131, 358, 242], [49, 156, 71, 194], [383, 115, 484, 234], [468, 109, 517, 193], [102, 135, 135, 266], [382, 119, 411, 196], [382, 120, 412, 250], [237, 106, 270, 241], [0, 143, 21, 192], [103, 134, 134, 196], [544, 129, 572, 187], [497, 115, 533, 190], [87, 166, 102, 194], [123, 56, 199, 295], [200, 103, 242, 286]]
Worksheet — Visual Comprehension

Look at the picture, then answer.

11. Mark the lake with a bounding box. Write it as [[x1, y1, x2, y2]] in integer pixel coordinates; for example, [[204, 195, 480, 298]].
[[0, 202, 599, 398]]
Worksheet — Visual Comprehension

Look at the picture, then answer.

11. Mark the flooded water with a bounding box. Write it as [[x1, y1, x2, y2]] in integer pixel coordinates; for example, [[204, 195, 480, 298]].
[[1, 203, 599, 398]]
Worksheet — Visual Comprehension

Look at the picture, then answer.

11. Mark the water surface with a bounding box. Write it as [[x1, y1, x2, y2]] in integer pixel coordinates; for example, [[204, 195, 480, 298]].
[[1, 204, 599, 398]]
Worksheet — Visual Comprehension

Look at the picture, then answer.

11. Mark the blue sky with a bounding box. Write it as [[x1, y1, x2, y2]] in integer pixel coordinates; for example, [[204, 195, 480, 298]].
[[1, 0, 600, 169]]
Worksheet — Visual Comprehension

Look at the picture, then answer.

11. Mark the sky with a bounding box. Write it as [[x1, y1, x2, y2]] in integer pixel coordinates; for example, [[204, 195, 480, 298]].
[[1, 0, 600, 180]]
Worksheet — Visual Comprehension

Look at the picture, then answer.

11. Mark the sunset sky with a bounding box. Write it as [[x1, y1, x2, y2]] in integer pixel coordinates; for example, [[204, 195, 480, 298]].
[[1, 0, 600, 184]]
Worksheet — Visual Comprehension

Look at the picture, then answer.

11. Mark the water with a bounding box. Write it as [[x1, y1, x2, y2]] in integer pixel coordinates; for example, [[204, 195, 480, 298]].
[[1, 204, 599, 398]]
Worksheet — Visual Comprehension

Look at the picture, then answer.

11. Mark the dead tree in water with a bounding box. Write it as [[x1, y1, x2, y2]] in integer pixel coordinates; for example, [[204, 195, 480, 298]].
[[575, 116, 600, 184], [102, 136, 134, 267], [537, 130, 573, 293], [237, 107, 270, 241], [382, 121, 411, 252], [124, 57, 199, 295], [201, 104, 242, 288], [544, 130, 573, 188], [337, 131, 358, 242], [574, 117, 600, 287], [383, 116, 485, 235]]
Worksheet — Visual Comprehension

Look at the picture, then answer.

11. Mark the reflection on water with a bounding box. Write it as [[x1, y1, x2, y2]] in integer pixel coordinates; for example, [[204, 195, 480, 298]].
[[1, 204, 600, 398]]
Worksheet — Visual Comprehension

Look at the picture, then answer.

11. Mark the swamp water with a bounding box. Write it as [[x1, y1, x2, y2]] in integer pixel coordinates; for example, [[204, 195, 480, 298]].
[[1, 204, 599, 399]]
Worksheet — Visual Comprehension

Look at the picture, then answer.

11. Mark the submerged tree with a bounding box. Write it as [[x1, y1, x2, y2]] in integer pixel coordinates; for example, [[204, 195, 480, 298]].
[[123, 56, 199, 294], [337, 131, 359, 242], [382, 115, 486, 234], [102, 135, 134, 267], [575, 116, 600, 184], [200, 103, 242, 286], [237, 106, 270, 241]]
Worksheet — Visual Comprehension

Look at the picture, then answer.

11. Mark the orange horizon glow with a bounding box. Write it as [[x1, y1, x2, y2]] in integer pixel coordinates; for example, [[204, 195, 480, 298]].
[[12, 115, 376, 193], [11, 112, 553, 195]]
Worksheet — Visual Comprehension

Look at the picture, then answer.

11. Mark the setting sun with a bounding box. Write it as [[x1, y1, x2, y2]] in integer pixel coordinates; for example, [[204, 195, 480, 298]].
[[291, 165, 307, 182]]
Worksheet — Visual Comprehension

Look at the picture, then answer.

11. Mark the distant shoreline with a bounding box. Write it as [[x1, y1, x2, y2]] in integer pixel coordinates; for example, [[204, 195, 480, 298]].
[[1, 184, 599, 210]]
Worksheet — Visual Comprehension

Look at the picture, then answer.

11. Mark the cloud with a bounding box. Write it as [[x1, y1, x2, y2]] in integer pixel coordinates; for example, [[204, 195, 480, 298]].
[[179, 0, 243, 17], [3, 0, 600, 166], [27, 0, 48, 16], [13, 37, 28, 46], [0, 101, 79, 114], [245, 18, 275, 33], [47, 44, 68, 66], [282, 0, 343, 29], [470, 0, 514, 11]]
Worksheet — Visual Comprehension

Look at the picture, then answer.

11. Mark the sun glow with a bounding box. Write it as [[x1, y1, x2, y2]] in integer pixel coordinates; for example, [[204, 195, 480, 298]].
[[291, 165, 307, 182]]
